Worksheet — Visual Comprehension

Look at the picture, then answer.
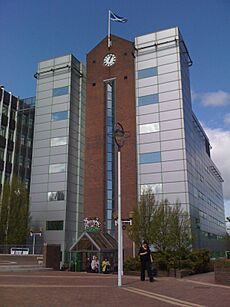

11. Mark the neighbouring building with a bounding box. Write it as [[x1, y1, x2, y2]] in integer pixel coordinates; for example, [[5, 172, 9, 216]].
[[29, 55, 86, 254], [0, 87, 35, 193], [13, 96, 35, 192]]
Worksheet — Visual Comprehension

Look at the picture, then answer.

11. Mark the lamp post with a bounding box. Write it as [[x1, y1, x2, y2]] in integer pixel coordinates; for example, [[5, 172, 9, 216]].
[[114, 122, 125, 287], [30, 231, 42, 255]]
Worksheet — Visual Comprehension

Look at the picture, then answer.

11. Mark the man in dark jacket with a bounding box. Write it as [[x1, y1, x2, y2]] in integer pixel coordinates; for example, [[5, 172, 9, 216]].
[[138, 241, 153, 282]]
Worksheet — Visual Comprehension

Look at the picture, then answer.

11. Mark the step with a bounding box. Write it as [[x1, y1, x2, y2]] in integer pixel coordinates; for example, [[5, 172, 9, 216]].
[[0, 265, 53, 272]]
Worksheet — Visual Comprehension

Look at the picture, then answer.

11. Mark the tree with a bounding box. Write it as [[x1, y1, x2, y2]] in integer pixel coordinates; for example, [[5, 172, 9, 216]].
[[0, 176, 30, 244], [127, 187, 192, 267], [127, 187, 157, 246]]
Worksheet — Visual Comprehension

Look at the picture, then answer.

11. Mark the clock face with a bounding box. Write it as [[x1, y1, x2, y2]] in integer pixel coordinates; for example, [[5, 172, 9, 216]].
[[103, 53, 116, 67]]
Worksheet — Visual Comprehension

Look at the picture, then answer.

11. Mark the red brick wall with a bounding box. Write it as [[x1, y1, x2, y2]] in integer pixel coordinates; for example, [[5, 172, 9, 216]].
[[84, 35, 137, 255]]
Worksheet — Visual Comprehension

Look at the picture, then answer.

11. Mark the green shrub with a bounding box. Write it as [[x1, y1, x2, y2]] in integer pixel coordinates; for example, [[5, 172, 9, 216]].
[[153, 252, 170, 271], [187, 249, 210, 273], [214, 259, 230, 268], [124, 257, 141, 272]]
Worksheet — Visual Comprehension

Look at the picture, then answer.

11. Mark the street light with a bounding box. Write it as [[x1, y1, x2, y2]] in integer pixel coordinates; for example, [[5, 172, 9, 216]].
[[30, 230, 42, 255], [114, 122, 125, 287]]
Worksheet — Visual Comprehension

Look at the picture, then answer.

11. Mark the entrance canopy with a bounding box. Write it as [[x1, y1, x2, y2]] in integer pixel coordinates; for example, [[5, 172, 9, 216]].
[[70, 231, 117, 253], [69, 232, 117, 272]]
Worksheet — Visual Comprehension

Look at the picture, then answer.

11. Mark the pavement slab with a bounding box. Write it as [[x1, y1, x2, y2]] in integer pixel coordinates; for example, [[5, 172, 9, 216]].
[[0, 271, 229, 307]]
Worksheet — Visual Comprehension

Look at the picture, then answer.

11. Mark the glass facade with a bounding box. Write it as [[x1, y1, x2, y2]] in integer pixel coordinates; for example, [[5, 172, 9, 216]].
[[14, 96, 35, 191], [104, 80, 115, 236]]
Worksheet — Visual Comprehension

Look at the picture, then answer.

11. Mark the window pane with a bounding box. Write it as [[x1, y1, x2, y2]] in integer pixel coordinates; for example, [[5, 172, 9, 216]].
[[138, 67, 157, 79], [51, 137, 67, 147], [0, 126, 6, 137], [138, 94, 159, 106], [46, 220, 63, 230], [49, 163, 66, 173], [140, 123, 159, 134], [141, 183, 162, 194], [140, 152, 161, 164], [0, 148, 4, 160], [48, 191, 65, 201], [51, 111, 68, 121], [53, 86, 69, 97]]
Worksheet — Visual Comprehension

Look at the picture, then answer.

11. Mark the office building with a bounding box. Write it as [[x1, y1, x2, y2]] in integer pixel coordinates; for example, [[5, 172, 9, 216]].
[[84, 27, 226, 255], [0, 87, 35, 191]]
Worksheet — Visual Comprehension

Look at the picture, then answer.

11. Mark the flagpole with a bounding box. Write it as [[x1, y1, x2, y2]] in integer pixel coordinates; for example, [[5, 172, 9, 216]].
[[108, 10, 111, 48]]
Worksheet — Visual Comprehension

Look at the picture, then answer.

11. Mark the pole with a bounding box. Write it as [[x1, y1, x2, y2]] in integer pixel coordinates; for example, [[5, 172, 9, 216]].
[[108, 10, 111, 48], [32, 234, 35, 255], [117, 149, 122, 287], [121, 224, 123, 276]]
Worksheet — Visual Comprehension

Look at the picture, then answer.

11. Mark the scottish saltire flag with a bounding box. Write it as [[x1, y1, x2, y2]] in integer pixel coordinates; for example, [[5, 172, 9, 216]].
[[110, 11, 128, 23]]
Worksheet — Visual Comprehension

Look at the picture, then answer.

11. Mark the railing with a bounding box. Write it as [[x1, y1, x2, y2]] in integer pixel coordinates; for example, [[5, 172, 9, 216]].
[[0, 244, 43, 255]]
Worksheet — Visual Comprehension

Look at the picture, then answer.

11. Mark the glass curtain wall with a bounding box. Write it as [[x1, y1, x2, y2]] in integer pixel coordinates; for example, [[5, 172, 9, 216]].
[[104, 80, 115, 237]]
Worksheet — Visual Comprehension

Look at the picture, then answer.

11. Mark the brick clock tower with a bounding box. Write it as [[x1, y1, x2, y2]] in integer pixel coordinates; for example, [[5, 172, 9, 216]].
[[84, 35, 138, 256]]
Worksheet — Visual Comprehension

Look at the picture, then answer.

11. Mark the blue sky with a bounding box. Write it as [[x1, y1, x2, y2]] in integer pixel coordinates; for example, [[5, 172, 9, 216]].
[[1, 0, 230, 216]]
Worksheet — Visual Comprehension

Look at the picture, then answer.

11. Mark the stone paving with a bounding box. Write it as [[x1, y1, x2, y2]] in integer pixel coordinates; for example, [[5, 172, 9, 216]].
[[0, 271, 229, 307]]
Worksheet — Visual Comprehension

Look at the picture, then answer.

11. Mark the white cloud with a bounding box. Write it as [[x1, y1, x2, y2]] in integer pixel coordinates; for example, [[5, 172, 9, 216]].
[[204, 126, 230, 216], [225, 200, 230, 219], [224, 113, 230, 126], [201, 90, 230, 107], [191, 90, 200, 101]]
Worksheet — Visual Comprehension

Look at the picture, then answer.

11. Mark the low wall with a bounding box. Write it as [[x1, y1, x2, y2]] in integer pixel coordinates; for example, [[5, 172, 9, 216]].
[[0, 254, 42, 265], [215, 266, 230, 285]]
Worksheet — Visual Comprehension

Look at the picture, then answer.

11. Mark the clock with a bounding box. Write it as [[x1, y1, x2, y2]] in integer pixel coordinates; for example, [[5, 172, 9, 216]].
[[103, 53, 116, 67]]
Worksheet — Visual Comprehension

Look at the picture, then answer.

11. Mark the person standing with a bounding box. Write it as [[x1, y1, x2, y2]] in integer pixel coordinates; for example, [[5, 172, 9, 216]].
[[91, 255, 99, 273], [138, 241, 153, 282], [102, 258, 110, 274]]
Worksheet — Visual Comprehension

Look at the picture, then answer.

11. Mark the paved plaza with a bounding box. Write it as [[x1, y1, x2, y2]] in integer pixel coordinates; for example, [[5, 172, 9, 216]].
[[0, 271, 229, 307]]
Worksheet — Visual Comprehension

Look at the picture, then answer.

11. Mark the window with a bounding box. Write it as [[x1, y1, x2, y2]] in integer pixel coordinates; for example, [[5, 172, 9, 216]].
[[27, 139, 32, 147], [46, 220, 63, 230], [140, 152, 161, 164], [138, 67, 157, 79], [49, 163, 66, 173], [48, 191, 65, 201], [20, 136, 25, 145], [51, 111, 68, 121], [138, 94, 159, 106], [19, 156, 24, 166], [51, 137, 67, 147], [10, 110, 16, 120], [29, 118, 34, 127], [53, 86, 69, 97], [2, 104, 8, 116], [0, 148, 4, 160], [9, 129, 14, 141], [0, 126, 6, 137], [139, 123, 159, 134], [141, 183, 162, 194], [5, 173, 10, 182], [6, 151, 13, 163]]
